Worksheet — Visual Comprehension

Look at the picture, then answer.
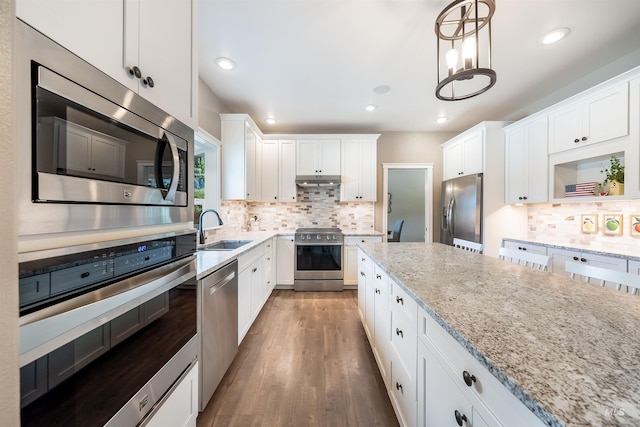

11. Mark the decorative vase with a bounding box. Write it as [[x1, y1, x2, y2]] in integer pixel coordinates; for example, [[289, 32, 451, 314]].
[[608, 180, 624, 196]]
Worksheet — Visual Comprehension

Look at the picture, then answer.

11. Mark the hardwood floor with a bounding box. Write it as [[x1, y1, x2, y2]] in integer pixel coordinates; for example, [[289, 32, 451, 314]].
[[197, 290, 399, 427]]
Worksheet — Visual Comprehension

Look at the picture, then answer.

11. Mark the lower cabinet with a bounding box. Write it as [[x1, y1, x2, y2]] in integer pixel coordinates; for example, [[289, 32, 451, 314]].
[[146, 361, 198, 427], [547, 247, 627, 290], [502, 240, 547, 256], [276, 234, 294, 286], [345, 236, 383, 286]]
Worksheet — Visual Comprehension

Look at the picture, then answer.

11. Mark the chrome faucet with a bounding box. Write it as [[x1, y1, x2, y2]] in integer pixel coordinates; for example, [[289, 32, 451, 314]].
[[198, 209, 224, 244]]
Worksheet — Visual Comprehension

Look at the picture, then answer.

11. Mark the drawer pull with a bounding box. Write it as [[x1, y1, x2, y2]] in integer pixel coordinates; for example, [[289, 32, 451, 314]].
[[573, 256, 579, 261], [454, 410, 468, 426], [395, 382, 403, 393], [395, 328, 403, 338], [376, 274, 381, 280], [375, 288, 380, 294], [361, 257, 366, 262], [80, 272, 90, 279], [462, 370, 477, 387], [396, 296, 404, 305], [360, 271, 365, 277], [580, 257, 587, 263]]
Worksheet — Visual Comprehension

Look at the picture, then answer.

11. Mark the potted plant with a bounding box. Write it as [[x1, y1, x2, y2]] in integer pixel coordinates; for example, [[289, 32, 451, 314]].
[[600, 155, 624, 196]]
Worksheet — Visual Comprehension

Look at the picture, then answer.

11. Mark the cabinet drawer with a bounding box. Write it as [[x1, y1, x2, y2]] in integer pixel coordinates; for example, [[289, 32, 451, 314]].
[[423, 313, 545, 426], [390, 280, 417, 327], [390, 356, 416, 427], [238, 246, 263, 271], [345, 236, 383, 246], [390, 310, 417, 376], [502, 240, 547, 256]]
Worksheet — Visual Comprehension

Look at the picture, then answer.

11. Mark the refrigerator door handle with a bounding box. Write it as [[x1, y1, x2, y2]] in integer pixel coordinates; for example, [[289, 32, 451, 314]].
[[447, 197, 455, 239]]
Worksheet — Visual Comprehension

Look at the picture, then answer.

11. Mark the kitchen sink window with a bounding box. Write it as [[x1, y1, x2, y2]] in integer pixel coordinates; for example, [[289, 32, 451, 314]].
[[194, 130, 221, 226]]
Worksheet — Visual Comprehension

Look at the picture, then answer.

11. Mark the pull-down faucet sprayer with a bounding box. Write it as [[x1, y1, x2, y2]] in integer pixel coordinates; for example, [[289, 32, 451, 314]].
[[198, 209, 224, 244]]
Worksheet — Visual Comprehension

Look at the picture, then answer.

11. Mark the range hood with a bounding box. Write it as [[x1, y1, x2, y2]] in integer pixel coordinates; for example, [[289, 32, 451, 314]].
[[295, 175, 341, 188]]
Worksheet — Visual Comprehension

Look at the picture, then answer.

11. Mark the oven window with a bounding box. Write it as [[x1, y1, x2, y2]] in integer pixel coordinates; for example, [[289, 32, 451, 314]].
[[34, 86, 186, 193], [296, 245, 342, 271], [20, 285, 196, 427]]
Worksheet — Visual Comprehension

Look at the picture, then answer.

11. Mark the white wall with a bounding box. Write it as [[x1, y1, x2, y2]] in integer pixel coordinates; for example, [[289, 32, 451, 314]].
[[198, 77, 230, 140], [1, 1, 20, 424]]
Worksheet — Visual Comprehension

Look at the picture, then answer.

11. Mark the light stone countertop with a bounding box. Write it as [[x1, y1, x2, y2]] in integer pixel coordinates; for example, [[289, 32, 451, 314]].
[[358, 242, 640, 427], [503, 238, 640, 262]]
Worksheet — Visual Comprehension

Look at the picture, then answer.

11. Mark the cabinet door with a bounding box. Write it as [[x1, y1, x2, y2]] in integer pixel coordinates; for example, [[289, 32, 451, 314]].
[[136, 0, 194, 126], [146, 361, 198, 427], [629, 260, 640, 275], [91, 135, 125, 178], [503, 241, 547, 256], [359, 139, 378, 201], [261, 140, 279, 202], [297, 140, 319, 174], [276, 235, 295, 285], [341, 140, 360, 201], [548, 102, 582, 154], [279, 140, 297, 201], [443, 140, 464, 180], [504, 125, 527, 204], [524, 118, 549, 203], [548, 247, 581, 277], [249, 259, 263, 322], [462, 132, 483, 176], [344, 245, 358, 285], [373, 265, 390, 387], [238, 266, 252, 344], [16, 0, 127, 90], [63, 124, 93, 174], [583, 82, 629, 147], [245, 127, 260, 201], [318, 139, 341, 175]]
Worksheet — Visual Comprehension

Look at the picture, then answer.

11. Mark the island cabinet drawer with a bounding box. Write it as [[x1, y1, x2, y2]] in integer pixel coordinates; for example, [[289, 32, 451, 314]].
[[390, 309, 417, 375], [422, 311, 546, 427], [390, 280, 418, 327], [390, 355, 417, 427], [345, 236, 383, 246]]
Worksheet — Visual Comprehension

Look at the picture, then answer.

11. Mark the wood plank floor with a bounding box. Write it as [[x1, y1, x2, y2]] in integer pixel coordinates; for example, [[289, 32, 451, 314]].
[[197, 290, 399, 427]]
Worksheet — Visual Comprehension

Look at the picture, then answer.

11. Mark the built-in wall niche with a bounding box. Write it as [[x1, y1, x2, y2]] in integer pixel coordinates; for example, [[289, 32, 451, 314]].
[[552, 151, 624, 200]]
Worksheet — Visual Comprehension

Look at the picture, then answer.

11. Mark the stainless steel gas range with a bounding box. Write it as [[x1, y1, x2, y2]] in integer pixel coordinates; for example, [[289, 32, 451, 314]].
[[294, 227, 344, 291]]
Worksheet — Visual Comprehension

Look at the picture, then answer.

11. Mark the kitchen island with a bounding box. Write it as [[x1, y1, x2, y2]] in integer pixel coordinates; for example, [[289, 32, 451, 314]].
[[358, 242, 640, 427]]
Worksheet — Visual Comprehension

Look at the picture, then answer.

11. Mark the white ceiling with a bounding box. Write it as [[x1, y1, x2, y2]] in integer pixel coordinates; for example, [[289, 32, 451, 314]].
[[199, 0, 640, 133]]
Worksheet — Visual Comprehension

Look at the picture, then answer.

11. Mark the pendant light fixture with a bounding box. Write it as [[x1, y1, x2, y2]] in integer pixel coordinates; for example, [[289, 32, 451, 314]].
[[435, 0, 496, 101]]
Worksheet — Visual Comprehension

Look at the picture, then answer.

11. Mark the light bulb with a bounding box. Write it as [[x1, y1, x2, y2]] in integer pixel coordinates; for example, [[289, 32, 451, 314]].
[[463, 37, 476, 69], [445, 49, 458, 75]]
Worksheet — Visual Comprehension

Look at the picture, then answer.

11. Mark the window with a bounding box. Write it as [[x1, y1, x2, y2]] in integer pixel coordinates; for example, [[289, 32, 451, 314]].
[[194, 130, 221, 227]]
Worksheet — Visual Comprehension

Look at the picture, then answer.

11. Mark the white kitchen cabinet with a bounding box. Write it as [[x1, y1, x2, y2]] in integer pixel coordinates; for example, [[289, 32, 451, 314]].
[[629, 260, 640, 275], [261, 140, 279, 202], [341, 139, 378, 201], [262, 238, 276, 297], [372, 264, 391, 388], [221, 115, 262, 201], [548, 247, 627, 290], [548, 82, 629, 154], [278, 140, 297, 202], [344, 236, 383, 286], [442, 129, 483, 180], [145, 361, 198, 427], [276, 235, 295, 286], [504, 116, 548, 204], [296, 139, 341, 175], [238, 246, 263, 344], [502, 240, 547, 256], [17, 0, 197, 128], [357, 250, 374, 338]]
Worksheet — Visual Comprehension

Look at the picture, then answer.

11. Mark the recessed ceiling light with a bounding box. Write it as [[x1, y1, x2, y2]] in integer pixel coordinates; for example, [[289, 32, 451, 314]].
[[215, 57, 236, 70], [365, 104, 377, 112], [542, 28, 570, 45], [373, 85, 391, 95], [436, 116, 449, 124], [264, 118, 277, 125]]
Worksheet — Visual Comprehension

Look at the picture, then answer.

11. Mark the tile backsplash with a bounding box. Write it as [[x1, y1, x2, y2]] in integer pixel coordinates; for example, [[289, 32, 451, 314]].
[[208, 187, 375, 238], [527, 200, 640, 255]]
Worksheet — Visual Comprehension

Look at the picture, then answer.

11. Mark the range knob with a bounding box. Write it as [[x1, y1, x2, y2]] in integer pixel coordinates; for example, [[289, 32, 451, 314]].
[[316, 234, 321, 240]]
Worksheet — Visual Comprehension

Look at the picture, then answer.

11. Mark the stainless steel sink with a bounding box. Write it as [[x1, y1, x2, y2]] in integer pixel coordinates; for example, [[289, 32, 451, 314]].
[[200, 240, 253, 251]]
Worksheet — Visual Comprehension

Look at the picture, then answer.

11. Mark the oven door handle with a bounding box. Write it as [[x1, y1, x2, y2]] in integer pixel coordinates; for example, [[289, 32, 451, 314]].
[[154, 132, 180, 202]]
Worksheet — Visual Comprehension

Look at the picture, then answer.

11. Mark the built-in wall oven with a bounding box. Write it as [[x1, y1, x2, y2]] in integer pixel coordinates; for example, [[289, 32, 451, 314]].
[[14, 19, 194, 240], [294, 227, 344, 291], [18, 231, 197, 426]]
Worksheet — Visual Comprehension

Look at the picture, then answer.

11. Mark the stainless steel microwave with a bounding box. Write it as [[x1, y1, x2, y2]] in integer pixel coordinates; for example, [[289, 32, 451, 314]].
[[15, 20, 194, 238]]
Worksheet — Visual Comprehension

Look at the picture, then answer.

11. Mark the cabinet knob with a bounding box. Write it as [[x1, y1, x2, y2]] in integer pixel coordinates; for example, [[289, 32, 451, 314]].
[[462, 370, 477, 387], [376, 274, 381, 280], [395, 328, 403, 338], [580, 258, 587, 263], [375, 288, 380, 294], [396, 296, 403, 305], [574, 138, 580, 143], [395, 382, 403, 393], [523, 196, 528, 200], [360, 271, 365, 277], [128, 65, 142, 78], [252, 267, 258, 273], [518, 196, 523, 200], [142, 76, 155, 88], [573, 256, 579, 261], [581, 136, 588, 141], [454, 410, 468, 426]]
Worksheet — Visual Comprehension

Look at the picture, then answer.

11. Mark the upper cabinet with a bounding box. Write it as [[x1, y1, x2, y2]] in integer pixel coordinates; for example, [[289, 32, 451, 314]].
[[341, 138, 378, 201], [442, 130, 483, 180], [16, 0, 197, 129], [261, 140, 297, 202], [221, 115, 262, 201], [504, 116, 548, 204], [296, 140, 341, 175], [548, 82, 629, 154]]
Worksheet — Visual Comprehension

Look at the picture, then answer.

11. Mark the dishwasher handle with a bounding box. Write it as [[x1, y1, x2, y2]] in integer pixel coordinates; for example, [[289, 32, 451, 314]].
[[209, 271, 236, 295]]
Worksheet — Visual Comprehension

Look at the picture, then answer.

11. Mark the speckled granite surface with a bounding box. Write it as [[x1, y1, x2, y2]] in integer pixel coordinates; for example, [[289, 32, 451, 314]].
[[503, 238, 640, 262], [359, 242, 640, 427]]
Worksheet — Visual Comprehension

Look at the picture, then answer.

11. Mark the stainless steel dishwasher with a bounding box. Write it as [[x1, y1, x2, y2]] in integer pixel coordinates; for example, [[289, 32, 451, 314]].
[[199, 259, 238, 411]]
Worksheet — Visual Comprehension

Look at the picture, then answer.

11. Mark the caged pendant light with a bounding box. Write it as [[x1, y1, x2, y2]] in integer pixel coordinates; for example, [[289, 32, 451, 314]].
[[435, 0, 496, 101]]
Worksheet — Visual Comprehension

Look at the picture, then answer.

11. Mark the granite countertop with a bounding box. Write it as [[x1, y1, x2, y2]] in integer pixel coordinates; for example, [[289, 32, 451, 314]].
[[343, 230, 385, 236], [503, 237, 640, 262], [359, 242, 640, 427]]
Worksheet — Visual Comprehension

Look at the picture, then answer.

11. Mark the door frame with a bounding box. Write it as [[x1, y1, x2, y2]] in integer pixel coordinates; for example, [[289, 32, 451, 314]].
[[382, 163, 434, 243]]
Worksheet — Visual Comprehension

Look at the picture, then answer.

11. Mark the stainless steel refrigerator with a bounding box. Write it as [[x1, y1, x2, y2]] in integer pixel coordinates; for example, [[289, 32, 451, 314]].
[[440, 173, 483, 246]]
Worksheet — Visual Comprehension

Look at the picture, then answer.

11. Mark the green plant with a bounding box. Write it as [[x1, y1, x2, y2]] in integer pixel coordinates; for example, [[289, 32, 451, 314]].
[[601, 155, 624, 185]]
